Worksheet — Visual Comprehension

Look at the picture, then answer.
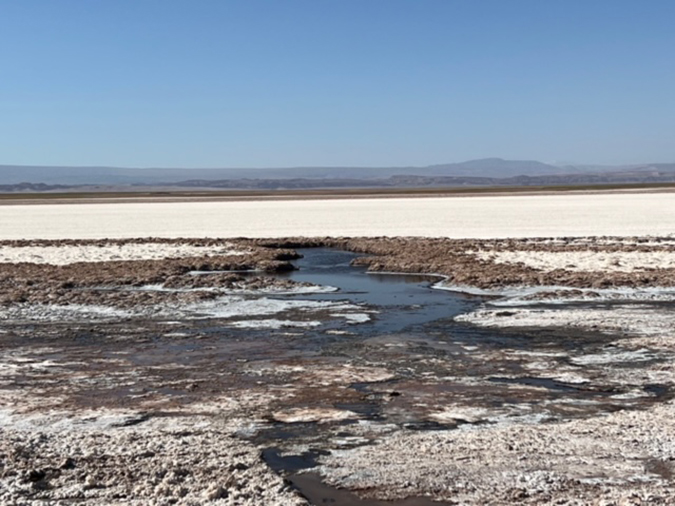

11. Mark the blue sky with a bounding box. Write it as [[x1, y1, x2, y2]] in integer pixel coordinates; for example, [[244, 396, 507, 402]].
[[1, 0, 674, 168]]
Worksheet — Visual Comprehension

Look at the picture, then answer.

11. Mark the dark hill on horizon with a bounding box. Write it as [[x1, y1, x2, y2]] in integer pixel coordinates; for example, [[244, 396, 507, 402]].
[[1, 158, 674, 191], [0, 158, 574, 185]]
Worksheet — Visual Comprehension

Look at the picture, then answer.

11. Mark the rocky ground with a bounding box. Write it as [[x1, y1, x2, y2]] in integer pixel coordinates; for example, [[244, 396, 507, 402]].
[[2, 236, 675, 505]]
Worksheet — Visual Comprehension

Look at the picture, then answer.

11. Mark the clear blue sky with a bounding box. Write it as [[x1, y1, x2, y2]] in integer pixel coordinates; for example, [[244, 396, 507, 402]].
[[1, 0, 674, 168]]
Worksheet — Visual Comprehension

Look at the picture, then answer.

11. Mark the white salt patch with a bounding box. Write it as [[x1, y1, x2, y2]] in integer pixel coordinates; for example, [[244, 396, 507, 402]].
[[429, 407, 497, 423], [571, 348, 655, 366], [610, 390, 652, 400], [132, 284, 180, 292], [272, 408, 359, 423], [0, 242, 244, 265], [547, 373, 590, 385], [495, 287, 675, 306], [130, 284, 338, 295], [438, 283, 675, 305], [232, 285, 339, 295], [473, 250, 675, 273], [272, 285, 339, 294], [184, 296, 340, 319], [330, 312, 372, 323], [0, 304, 132, 322], [304, 365, 395, 385], [508, 350, 567, 358], [456, 306, 675, 338], [0, 294, 369, 324], [0, 408, 148, 432], [229, 319, 321, 329]]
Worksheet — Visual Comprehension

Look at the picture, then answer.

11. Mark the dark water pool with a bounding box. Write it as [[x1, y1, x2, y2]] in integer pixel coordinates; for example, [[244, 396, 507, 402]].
[[279, 248, 480, 334]]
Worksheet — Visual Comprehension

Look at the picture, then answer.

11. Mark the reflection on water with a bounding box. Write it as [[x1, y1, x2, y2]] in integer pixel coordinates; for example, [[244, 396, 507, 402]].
[[279, 248, 480, 334]]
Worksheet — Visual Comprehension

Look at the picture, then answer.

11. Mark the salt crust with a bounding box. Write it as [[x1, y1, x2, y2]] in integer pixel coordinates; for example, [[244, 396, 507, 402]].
[[0, 409, 307, 506], [474, 249, 675, 273], [455, 305, 675, 341], [3, 193, 675, 239], [0, 296, 369, 325], [436, 283, 675, 304], [0, 242, 244, 265], [272, 407, 359, 423], [134, 283, 339, 295], [318, 402, 675, 504], [329, 312, 372, 323], [229, 319, 321, 329]]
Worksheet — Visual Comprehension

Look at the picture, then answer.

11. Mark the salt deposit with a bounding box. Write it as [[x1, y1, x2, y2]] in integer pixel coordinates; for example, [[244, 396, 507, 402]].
[[455, 305, 675, 342], [473, 249, 675, 273], [183, 297, 361, 320], [439, 284, 675, 305], [0, 408, 307, 506], [329, 312, 372, 323], [229, 319, 322, 329], [0, 303, 134, 322], [0, 242, 244, 265], [0, 296, 369, 326], [2, 192, 675, 239], [317, 401, 675, 504], [272, 408, 360, 424]]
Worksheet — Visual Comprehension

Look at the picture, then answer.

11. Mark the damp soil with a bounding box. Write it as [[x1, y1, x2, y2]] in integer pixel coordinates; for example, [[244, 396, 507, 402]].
[[3, 247, 674, 505]]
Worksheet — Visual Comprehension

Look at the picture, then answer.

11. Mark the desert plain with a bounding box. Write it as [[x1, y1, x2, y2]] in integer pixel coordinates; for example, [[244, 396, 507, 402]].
[[2, 191, 675, 505]]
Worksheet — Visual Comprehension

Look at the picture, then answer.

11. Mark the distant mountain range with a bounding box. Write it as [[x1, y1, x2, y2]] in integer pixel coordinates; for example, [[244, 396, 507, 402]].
[[1, 158, 674, 191]]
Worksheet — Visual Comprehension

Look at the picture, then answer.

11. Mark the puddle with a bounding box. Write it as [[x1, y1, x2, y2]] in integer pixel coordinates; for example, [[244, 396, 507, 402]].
[[280, 248, 478, 334]]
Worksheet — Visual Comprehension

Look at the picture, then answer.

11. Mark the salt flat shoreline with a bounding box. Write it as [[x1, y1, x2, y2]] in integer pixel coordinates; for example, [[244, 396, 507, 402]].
[[3, 192, 675, 240]]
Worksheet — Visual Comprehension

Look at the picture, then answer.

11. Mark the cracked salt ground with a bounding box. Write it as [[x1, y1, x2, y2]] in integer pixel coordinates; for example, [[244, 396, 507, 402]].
[[3, 247, 675, 504]]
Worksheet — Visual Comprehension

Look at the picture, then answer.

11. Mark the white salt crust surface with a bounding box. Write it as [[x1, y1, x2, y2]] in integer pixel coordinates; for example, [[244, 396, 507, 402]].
[[317, 402, 675, 504], [474, 249, 675, 273], [0, 296, 370, 325], [0, 243, 244, 265], [0, 409, 307, 506], [271, 408, 360, 424], [436, 284, 675, 304], [229, 319, 322, 329], [129, 283, 338, 296], [2, 193, 675, 239], [455, 305, 675, 341]]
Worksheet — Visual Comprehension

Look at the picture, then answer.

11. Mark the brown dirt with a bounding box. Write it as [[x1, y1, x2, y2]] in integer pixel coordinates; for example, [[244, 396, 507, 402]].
[[0, 239, 299, 306]]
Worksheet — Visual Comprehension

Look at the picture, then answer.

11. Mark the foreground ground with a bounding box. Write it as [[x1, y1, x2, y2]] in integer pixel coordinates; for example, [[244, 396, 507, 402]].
[[2, 236, 675, 504]]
